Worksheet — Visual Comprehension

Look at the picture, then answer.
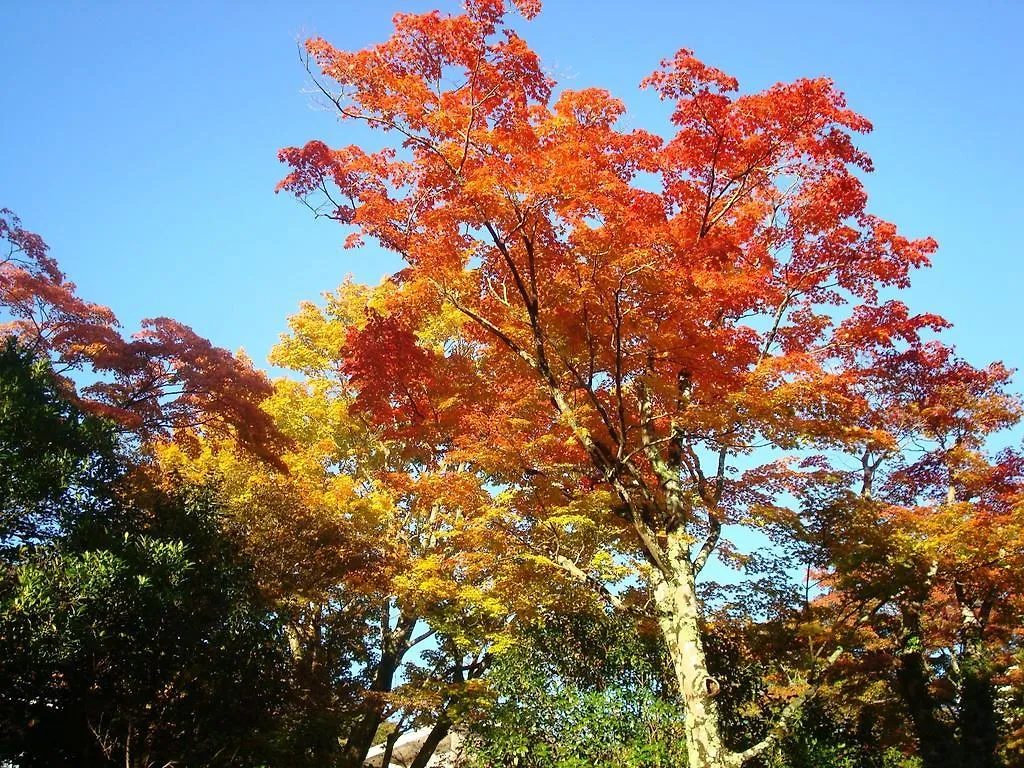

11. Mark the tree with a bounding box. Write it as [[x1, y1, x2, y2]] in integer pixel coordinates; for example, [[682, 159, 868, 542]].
[[1, 208, 286, 466], [0, 344, 291, 768], [276, 2, 1011, 766], [0, 487, 292, 768], [154, 282, 543, 768], [0, 337, 120, 556], [792, 343, 1024, 768], [464, 610, 688, 768]]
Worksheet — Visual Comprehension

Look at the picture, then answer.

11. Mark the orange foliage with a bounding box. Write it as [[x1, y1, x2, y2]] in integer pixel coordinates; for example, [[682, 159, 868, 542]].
[[277, 0, 943, 534], [276, 3, 1018, 763]]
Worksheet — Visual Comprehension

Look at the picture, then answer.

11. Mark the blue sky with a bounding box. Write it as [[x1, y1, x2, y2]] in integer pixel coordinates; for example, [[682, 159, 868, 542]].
[[2, 0, 1022, 382]]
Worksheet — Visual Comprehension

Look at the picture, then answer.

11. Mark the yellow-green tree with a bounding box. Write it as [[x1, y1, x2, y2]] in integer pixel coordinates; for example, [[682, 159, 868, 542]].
[[156, 282, 559, 767]]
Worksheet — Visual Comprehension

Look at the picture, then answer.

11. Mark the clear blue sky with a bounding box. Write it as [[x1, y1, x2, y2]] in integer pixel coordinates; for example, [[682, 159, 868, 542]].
[[2, 0, 1022, 382]]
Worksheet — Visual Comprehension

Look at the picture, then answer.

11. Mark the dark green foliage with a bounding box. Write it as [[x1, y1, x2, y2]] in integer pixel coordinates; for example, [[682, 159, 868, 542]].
[[465, 609, 927, 768], [0, 337, 120, 557], [0, 341, 292, 767], [0, 485, 293, 768], [769, 701, 922, 768]]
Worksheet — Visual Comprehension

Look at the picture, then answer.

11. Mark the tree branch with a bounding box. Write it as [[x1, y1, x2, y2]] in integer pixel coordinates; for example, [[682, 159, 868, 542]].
[[725, 646, 844, 767]]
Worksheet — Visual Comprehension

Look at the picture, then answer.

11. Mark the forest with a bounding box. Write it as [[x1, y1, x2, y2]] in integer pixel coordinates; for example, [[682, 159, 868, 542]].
[[2, 1, 1023, 767]]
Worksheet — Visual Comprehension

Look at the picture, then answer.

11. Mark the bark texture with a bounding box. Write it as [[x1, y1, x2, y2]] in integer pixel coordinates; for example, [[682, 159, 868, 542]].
[[653, 537, 730, 768]]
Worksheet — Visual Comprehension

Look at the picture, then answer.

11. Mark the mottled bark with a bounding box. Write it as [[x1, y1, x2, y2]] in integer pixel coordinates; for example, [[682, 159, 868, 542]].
[[652, 534, 730, 768], [651, 528, 835, 768]]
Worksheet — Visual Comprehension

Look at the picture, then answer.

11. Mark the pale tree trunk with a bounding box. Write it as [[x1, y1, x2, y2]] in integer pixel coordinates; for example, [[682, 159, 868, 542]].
[[652, 533, 731, 768], [650, 530, 827, 768]]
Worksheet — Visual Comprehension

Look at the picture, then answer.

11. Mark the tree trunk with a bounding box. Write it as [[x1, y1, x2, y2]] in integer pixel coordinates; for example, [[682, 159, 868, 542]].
[[408, 716, 452, 768], [652, 534, 731, 768], [285, 612, 342, 765], [855, 706, 879, 768], [340, 604, 418, 768], [380, 728, 401, 768], [894, 643, 957, 768], [956, 592, 1002, 768], [959, 651, 1002, 768], [338, 651, 401, 768]]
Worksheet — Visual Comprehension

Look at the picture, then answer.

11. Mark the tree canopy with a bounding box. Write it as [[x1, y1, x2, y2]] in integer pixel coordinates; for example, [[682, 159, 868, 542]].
[[1, 2, 1022, 767], [276, 1, 1024, 765]]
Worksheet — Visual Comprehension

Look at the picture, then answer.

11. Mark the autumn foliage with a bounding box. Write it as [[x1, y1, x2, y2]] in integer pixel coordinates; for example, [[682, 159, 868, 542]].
[[276, 1, 1022, 766], [1, 208, 287, 465], [1, 2, 1022, 767]]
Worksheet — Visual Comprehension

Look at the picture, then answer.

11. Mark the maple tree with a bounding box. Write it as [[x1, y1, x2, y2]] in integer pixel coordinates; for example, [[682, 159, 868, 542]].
[[0, 208, 285, 465], [792, 341, 1024, 768], [276, 2, 1022, 765]]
